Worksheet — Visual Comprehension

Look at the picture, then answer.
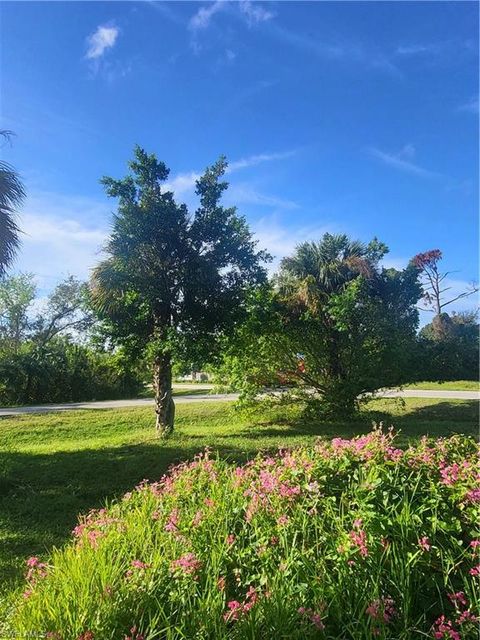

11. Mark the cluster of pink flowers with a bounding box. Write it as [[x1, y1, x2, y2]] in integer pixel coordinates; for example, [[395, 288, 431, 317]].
[[77, 632, 94, 640], [349, 520, 369, 558], [170, 552, 202, 577], [447, 592, 467, 607], [366, 596, 396, 624], [224, 586, 259, 623], [440, 463, 461, 486], [25, 556, 48, 583], [432, 590, 479, 639], [164, 508, 180, 533], [72, 508, 121, 548], [433, 615, 462, 640], [125, 559, 151, 580], [328, 427, 398, 462], [298, 606, 325, 630], [464, 488, 480, 504]]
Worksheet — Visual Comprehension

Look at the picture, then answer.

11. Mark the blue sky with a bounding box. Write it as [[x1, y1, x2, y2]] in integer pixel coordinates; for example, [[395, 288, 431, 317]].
[[2, 1, 478, 318]]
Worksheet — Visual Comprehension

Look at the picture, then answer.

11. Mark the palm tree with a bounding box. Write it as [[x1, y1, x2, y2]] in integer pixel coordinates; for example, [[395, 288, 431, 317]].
[[281, 233, 374, 290], [0, 131, 24, 274], [276, 233, 381, 311]]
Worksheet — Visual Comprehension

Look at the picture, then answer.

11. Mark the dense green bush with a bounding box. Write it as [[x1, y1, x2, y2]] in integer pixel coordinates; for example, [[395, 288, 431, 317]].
[[0, 340, 143, 405], [7, 429, 479, 639], [417, 313, 479, 382]]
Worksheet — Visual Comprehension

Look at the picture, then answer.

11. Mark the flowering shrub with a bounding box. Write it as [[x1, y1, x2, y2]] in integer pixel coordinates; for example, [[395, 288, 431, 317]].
[[8, 427, 479, 639]]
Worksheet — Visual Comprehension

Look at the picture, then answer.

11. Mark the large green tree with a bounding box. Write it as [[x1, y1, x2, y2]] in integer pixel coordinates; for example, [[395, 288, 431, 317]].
[[0, 131, 24, 274], [219, 234, 422, 417], [91, 146, 268, 435]]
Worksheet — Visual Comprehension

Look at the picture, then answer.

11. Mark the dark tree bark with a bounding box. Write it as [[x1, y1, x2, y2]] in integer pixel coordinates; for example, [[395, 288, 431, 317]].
[[153, 353, 175, 436]]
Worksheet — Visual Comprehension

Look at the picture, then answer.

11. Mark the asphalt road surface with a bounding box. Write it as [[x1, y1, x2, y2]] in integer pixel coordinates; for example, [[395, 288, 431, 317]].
[[0, 388, 478, 417]]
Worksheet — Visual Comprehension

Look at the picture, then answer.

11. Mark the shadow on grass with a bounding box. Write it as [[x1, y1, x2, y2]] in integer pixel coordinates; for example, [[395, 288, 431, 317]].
[[231, 400, 478, 441], [0, 441, 249, 591]]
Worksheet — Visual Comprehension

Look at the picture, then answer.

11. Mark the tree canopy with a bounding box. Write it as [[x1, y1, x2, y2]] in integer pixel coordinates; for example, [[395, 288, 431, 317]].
[[218, 233, 422, 417], [91, 146, 269, 434]]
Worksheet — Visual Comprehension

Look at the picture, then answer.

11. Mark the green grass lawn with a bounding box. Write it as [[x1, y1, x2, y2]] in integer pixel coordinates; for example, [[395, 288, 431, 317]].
[[0, 397, 478, 600], [405, 380, 479, 391]]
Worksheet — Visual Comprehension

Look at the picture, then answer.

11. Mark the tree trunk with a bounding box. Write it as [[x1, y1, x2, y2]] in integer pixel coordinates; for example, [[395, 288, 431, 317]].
[[153, 353, 175, 436]]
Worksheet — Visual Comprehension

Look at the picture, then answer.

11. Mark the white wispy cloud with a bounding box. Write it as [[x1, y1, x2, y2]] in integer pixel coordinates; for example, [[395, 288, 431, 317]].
[[395, 43, 440, 56], [164, 171, 201, 199], [369, 145, 440, 179], [252, 215, 337, 272], [85, 25, 119, 60], [458, 96, 479, 114], [13, 191, 109, 289], [227, 150, 297, 172], [263, 23, 401, 77], [239, 0, 275, 26], [225, 184, 298, 210], [164, 149, 297, 202], [189, 1, 224, 32]]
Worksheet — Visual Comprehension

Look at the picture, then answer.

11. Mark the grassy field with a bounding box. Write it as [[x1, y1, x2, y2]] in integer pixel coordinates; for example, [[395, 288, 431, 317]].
[[0, 397, 478, 600], [405, 380, 479, 391]]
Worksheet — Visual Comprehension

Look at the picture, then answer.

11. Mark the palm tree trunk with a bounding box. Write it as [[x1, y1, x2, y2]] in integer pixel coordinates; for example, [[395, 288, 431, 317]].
[[153, 353, 175, 436]]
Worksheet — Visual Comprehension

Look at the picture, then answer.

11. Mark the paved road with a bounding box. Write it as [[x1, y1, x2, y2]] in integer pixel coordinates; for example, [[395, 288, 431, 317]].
[[0, 389, 477, 417], [377, 389, 479, 400]]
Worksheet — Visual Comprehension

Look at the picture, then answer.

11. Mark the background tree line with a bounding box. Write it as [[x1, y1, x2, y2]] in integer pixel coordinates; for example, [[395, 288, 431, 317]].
[[0, 144, 477, 427], [0, 274, 142, 405]]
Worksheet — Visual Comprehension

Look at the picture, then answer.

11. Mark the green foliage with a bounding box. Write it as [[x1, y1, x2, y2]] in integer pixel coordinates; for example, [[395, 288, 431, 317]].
[[0, 339, 143, 405], [92, 148, 268, 361], [0, 273, 36, 353], [417, 312, 479, 382], [0, 131, 24, 274], [0, 274, 143, 405], [91, 146, 269, 432], [0, 398, 477, 600], [7, 429, 479, 639], [219, 234, 421, 417]]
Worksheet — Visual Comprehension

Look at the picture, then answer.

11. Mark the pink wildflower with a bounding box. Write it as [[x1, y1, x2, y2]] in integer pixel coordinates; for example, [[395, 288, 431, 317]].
[[171, 552, 202, 576], [457, 610, 479, 625], [192, 510, 203, 527], [432, 615, 461, 640], [124, 626, 144, 640], [298, 606, 325, 630], [224, 600, 242, 622], [25, 556, 48, 582], [418, 536, 431, 552], [223, 586, 260, 622], [226, 534, 236, 546], [277, 515, 289, 526], [349, 528, 369, 557], [465, 488, 480, 503], [448, 592, 468, 607], [130, 560, 151, 570], [469, 565, 480, 576], [164, 508, 180, 533], [440, 463, 460, 486]]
